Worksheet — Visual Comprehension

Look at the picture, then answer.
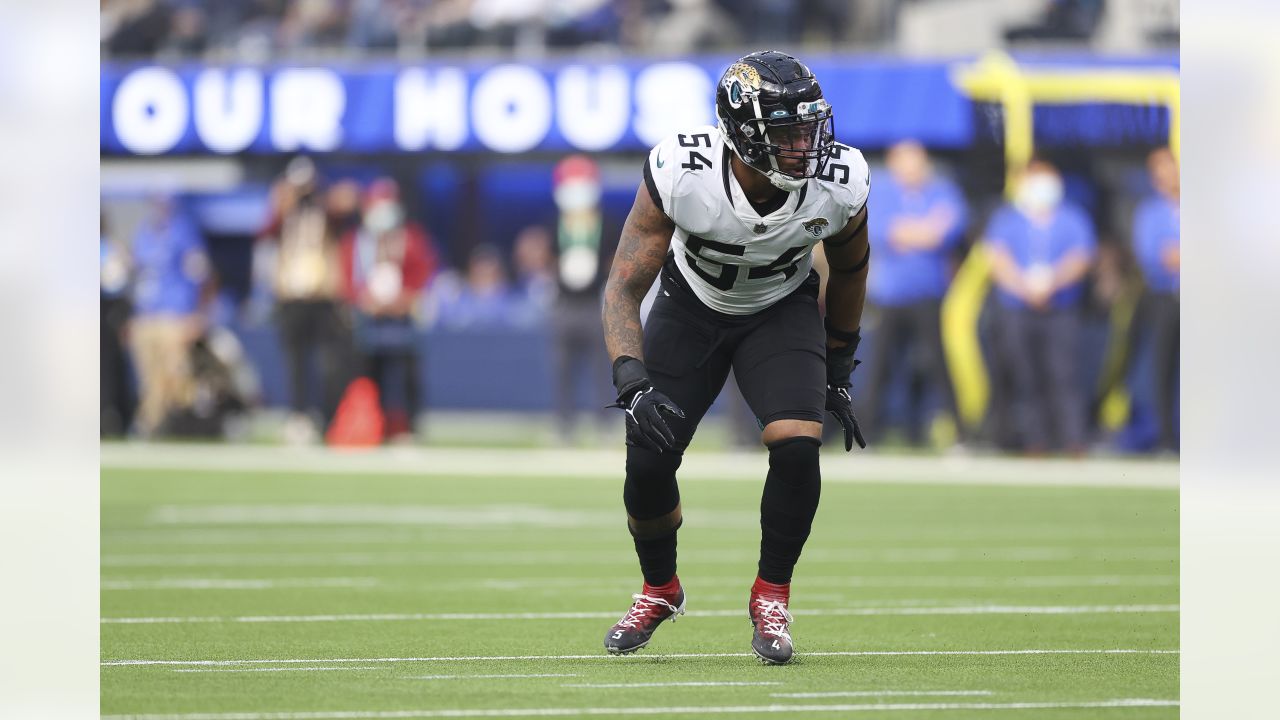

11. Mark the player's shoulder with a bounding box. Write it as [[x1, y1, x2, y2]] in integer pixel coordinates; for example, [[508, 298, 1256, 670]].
[[645, 125, 723, 209], [648, 125, 722, 176], [810, 142, 871, 217]]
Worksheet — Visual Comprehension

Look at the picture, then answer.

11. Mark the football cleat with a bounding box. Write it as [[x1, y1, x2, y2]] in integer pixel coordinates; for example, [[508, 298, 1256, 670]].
[[749, 593, 795, 665], [604, 584, 686, 655]]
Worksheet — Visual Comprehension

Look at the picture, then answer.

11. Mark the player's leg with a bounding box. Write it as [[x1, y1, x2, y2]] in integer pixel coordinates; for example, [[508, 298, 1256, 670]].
[[605, 294, 731, 654], [732, 289, 827, 664]]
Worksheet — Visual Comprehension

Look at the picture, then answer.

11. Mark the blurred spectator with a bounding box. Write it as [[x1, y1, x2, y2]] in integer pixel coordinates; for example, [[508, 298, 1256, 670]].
[[159, 1, 209, 56], [1132, 147, 1179, 451], [1005, 0, 1106, 44], [101, 213, 136, 437], [340, 178, 440, 441], [433, 243, 529, 329], [278, 0, 349, 52], [860, 141, 967, 447], [643, 0, 739, 53], [513, 225, 556, 314], [104, 0, 172, 56], [547, 154, 617, 441], [128, 194, 214, 437], [258, 156, 352, 443], [984, 158, 1097, 454]]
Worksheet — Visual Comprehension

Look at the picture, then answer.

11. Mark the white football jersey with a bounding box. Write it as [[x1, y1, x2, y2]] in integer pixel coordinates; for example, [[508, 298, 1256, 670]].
[[644, 125, 870, 315]]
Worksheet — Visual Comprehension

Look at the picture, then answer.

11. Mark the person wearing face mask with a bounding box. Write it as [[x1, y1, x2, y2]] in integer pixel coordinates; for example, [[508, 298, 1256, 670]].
[[547, 155, 620, 443], [983, 158, 1098, 455], [1132, 147, 1180, 452], [339, 178, 439, 442]]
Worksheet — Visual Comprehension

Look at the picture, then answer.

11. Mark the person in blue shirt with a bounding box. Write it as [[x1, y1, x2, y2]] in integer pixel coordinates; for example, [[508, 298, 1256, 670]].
[[859, 140, 968, 446], [128, 194, 213, 437], [984, 158, 1097, 454], [1132, 147, 1180, 451]]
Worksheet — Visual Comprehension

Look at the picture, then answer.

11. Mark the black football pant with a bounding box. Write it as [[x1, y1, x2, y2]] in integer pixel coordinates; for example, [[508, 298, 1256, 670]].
[[623, 260, 827, 587]]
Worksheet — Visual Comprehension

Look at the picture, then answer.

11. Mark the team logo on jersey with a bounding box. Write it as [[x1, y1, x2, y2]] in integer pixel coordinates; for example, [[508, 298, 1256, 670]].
[[753, 222, 768, 234], [803, 217, 830, 238]]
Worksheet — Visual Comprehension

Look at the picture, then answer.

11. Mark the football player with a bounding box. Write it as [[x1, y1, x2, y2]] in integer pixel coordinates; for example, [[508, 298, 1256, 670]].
[[601, 51, 871, 664]]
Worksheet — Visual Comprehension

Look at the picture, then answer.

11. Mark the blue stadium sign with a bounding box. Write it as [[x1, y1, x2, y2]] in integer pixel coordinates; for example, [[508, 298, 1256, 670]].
[[101, 58, 978, 156]]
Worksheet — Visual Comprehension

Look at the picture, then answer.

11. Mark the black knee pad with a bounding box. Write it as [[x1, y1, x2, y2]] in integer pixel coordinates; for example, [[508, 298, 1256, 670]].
[[623, 445, 684, 522], [766, 436, 822, 493]]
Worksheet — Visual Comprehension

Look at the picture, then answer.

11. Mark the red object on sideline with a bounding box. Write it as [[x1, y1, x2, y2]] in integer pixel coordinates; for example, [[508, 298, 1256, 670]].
[[326, 377, 385, 447]]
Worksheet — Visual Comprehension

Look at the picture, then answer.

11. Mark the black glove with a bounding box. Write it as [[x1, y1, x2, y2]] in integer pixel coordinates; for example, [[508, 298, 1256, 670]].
[[609, 356, 686, 454], [824, 320, 867, 451]]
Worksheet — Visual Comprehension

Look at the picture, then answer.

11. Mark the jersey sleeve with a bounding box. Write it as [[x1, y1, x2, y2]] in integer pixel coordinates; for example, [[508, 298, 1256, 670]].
[[829, 146, 871, 224], [643, 134, 680, 219]]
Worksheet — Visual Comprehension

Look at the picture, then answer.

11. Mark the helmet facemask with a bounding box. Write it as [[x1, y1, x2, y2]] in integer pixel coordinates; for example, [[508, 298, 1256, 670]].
[[719, 80, 836, 191]]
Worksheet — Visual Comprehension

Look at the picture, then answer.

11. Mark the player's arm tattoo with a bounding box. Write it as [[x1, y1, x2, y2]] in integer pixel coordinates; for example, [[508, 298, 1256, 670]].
[[602, 183, 675, 362], [822, 205, 870, 348]]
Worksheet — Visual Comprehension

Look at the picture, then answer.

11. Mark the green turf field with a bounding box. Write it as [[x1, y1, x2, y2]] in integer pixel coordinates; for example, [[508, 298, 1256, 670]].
[[101, 446, 1178, 719]]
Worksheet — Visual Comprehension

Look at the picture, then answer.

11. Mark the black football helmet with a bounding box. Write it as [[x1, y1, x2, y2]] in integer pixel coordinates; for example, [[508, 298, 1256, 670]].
[[715, 50, 836, 191]]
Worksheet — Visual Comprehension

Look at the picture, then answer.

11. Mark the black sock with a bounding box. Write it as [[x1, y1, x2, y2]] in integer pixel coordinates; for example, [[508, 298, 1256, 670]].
[[633, 528, 678, 587]]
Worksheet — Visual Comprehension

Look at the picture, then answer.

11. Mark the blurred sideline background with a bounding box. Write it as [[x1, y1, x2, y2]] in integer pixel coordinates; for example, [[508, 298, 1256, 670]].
[[99, 0, 1181, 456]]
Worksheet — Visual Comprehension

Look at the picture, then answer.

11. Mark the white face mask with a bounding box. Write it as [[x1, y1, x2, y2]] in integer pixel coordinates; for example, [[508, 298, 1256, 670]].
[[1016, 173, 1063, 214], [554, 179, 601, 212], [364, 203, 403, 234]]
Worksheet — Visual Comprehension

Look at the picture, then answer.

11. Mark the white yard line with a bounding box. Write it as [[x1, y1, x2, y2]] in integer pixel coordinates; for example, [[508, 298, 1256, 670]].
[[101, 649, 1178, 668], [101, 604, 1179, 625], [562, 682, 783, 688], [103, 578, 380, 591], [772, 691, 993, 698], [99, 698, 1179, 719], [403, 675, 580, 681], [99, 546, 1177, 568], [97, 574, 1176, 592], [101, 443, 1178, 490], [172, 667, 385, 674]]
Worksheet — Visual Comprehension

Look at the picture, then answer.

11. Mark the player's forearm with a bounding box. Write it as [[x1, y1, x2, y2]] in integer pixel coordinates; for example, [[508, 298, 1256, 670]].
[[824, 272, 867, 347], [602, 279, 647, 362]]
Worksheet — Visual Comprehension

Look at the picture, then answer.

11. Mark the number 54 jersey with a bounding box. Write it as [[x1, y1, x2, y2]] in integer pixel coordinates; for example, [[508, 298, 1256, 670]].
[[643, 125, 870, 316]]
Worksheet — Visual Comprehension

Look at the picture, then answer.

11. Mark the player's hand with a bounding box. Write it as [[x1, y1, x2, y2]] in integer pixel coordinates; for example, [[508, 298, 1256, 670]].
[[609, 356, 686, 454], [617, 385, 687, 454], [824, 321, 866, 451], [825, 384, 867, 451]]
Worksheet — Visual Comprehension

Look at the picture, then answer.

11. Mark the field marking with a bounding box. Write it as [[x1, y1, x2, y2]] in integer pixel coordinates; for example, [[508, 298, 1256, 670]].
[[146, 505, 632, 529], [100, 698, 1179, 719], [474, 574, 1179, 590], [101, 442, 1178, 489], [101, 649, 1179, 668], [172, 667, 385, 674], [404, 675, 580, 681], [563, 682, 783, 688], [102, 578, 380, 591], [99, 546, 1178, 568], [101, 604, 1178, 625], [772, 691, 993, 698], [96, 574, 1177, 592]]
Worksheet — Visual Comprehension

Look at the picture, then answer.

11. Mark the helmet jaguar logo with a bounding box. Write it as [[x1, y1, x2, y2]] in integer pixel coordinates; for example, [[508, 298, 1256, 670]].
[[803, 217, 829, 238], [728, 62, 762, 90]]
